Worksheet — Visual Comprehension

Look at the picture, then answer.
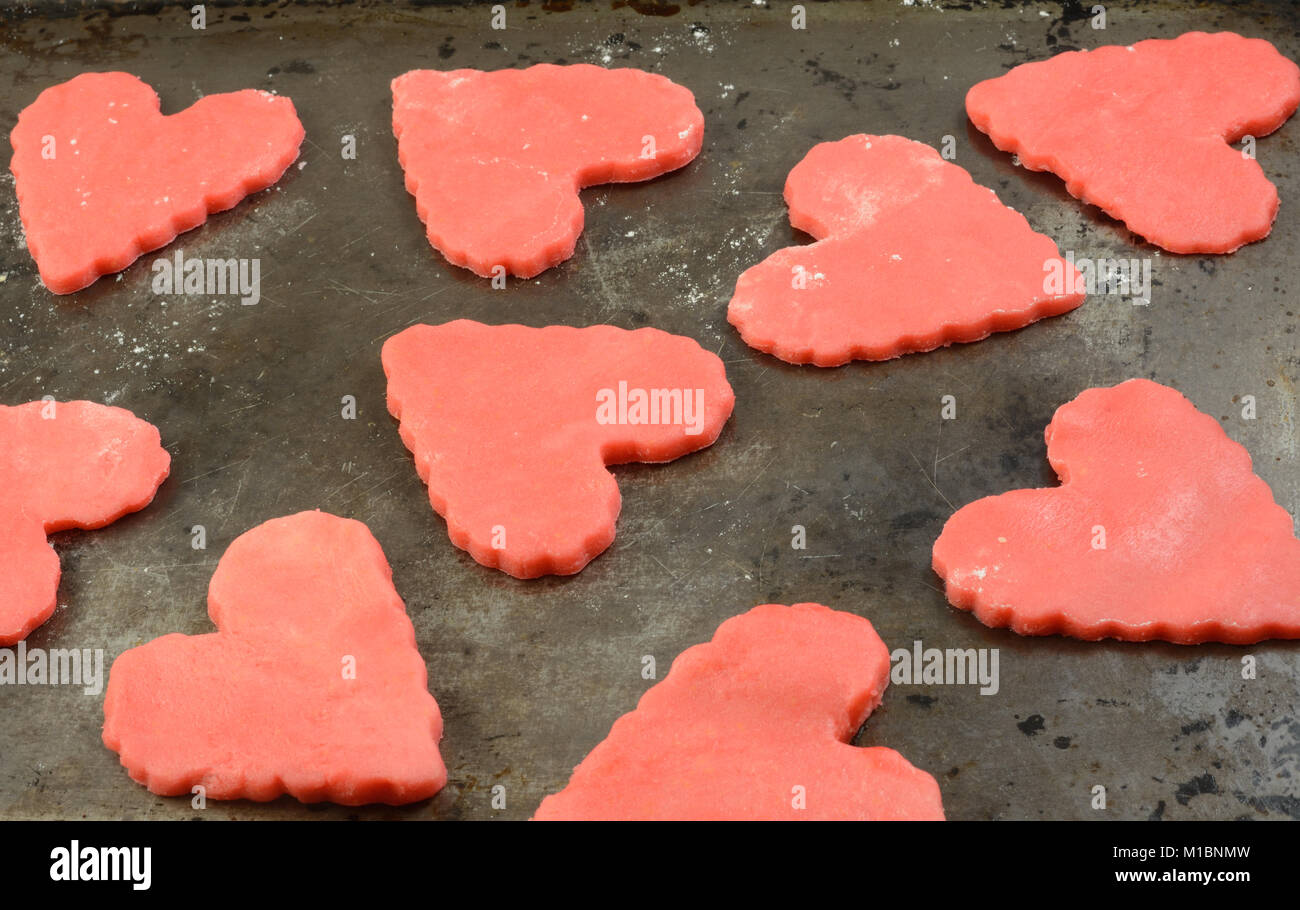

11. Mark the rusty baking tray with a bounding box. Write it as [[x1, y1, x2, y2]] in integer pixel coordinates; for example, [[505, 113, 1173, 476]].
[[0, 0, 1297, 820]]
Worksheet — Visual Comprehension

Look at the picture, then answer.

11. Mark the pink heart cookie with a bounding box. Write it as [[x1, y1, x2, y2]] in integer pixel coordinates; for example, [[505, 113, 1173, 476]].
[[727, 135, 1085, 366], [103, 510, 446, 806], [967, 32, 1300, 253], [535, 603, 945, 820], [10, 72, 304, 293], [391, 65, 703, 278], [1, 400, 169, 644], [382, 320, 734, 578], [933, 379, 1300, 643]]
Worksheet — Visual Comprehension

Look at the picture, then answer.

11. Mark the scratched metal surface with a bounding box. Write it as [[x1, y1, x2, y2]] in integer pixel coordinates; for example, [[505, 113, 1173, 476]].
[[0, 0, 1297, 821]]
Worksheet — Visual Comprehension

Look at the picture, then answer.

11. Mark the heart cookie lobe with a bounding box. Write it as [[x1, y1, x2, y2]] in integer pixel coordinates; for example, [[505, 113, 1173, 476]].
[[533, 603, 945, 820], [0, 400, 170, 645], [10, 72, 305, 293], [726, 135, 1085, 366], [933, 379, 1300, 644], [382, 320, 734, 579], [391, 65, 704, 278], [102, 511, 447, 806], [966, 31, 1300, 253]]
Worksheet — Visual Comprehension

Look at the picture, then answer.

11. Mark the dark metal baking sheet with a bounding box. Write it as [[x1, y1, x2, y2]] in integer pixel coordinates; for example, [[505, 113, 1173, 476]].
[[1, 0, 1298, 821]]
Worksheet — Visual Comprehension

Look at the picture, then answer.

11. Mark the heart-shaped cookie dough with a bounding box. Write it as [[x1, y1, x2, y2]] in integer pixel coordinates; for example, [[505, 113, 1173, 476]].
[[933, 379, 1300, 644], [382, 320, 734, 579], [534, 603, 944, 820], [966, 31, 1300, 253], [10, 72, 304, 293], [102, 511, 446, 806], [0, 400, 169, 645], [391, 65, 703, 278], [727, 135, 1085, 366]]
